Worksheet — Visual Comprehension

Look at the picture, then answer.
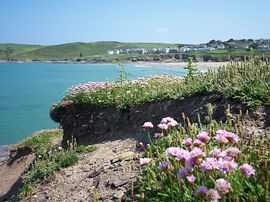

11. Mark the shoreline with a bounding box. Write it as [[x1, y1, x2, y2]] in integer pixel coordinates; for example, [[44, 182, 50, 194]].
[[124, 61, 229, 68], [0, 60, 229, 69]]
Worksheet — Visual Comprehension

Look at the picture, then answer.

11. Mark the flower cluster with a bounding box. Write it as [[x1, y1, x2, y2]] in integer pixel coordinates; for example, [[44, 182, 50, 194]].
[[141, 118, 256, 201], [157, 117, 178, 131], [67, 81, 113, 96]]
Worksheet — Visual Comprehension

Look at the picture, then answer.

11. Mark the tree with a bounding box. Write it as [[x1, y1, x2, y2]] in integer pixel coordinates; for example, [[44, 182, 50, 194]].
[[0, 47, 14, 60], [249, 43, 259, 50], [208, 39, 216, 44]]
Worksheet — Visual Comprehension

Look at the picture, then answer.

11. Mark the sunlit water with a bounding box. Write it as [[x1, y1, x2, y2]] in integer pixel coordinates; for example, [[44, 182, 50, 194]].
[[0, 62, 188, 145]]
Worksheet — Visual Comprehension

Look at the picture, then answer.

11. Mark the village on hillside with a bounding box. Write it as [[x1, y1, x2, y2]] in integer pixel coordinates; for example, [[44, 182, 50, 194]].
[[107, 39, 270, 55]]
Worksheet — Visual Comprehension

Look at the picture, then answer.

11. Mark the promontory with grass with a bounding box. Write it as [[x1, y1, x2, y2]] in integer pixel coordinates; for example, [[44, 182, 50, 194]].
[[1, 1, 270, 201], [1, 57, 269, 201]]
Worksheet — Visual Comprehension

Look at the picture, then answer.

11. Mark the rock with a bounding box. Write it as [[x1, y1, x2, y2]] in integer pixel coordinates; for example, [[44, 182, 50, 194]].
[[110, 151, 135, 164], [93, 178, 99, 188], [88, 170, 100, 178], [103, 199, 114, 202], [111, 179, 129, 188], [112, 191, 125, 199], [0, 145, 11, 162]]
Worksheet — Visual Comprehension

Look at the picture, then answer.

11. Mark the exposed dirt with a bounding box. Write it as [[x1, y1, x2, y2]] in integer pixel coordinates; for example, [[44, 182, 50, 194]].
[[21, 137, 144, 202], [51, 93, 270, 146], [0, 147, 35, 201]]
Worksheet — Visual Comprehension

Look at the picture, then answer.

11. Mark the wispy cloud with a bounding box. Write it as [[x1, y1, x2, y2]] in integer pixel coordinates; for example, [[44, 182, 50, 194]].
[[155, 27, 168, 34]]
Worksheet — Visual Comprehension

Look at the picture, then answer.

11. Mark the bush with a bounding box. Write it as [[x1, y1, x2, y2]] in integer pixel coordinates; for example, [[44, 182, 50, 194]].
[[24, 151, 78, 182]]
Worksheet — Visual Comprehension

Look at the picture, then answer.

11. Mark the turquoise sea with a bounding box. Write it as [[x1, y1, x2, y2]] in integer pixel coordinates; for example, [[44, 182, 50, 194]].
[[0, 62, 188, 145]]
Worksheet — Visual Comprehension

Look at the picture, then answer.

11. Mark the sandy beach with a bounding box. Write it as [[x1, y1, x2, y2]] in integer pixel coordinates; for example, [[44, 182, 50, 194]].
[[125, 61, 229, 70]]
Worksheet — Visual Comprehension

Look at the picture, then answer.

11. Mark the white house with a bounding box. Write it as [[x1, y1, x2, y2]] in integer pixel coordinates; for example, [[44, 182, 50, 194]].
[[107, 50, 114, 55], [216, 44, 225, 49], [257, 45, 270, 51]]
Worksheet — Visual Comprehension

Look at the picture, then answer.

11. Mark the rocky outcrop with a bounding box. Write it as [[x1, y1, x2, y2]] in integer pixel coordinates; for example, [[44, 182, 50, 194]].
[[50, 93, 270, 146], [0, 145, 12, 162]]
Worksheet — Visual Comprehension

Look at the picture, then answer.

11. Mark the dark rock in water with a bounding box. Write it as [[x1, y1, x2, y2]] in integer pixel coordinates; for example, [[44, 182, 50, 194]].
[[0, 145, 11, 162]]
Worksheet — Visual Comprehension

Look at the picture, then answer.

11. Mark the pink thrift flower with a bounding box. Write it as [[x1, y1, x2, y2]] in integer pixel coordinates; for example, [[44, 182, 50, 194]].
[[189, 147, 205, 159], [201, 157, 219, 172], [182, 137, 193, 147], [179, 167, 189, 178], [154, 133, 163, 139], [160, 117, 178, 127], [186, 157, 201, 169], [167, 119, 178, 127], [157, 123, 168, 130], [197, 131, 210, 143], [211, 148, 221, 158], [159, 161, 171, 171], [165, 147, 181, 157], [161, 117, 174, 124], [193, 139, 205, 147], [195, 186, 208, 199], [240, 163, 256, 177], [207, 189, 221, 202], [57, 146, 63, 151], [223, 131, 239, 143], [139, 158, 152, 166], [225, 147, 241, 157], [175, 149, 190, 163], [218, 151, 232, 161], [143, 122, 153, 129], [215, 178, 232, 194], [186, 175, 196, 184], [218, 159, 238, 174], [215, 130, 239, 144], [215, 133, 229, 145]]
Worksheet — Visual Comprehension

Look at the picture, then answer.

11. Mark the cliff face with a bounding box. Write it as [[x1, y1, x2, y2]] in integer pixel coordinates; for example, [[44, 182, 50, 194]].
[[50, 93, 270, 146]]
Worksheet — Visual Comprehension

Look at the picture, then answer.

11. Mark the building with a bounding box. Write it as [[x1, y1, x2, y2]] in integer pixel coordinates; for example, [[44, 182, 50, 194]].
[[257, 45, 270, 51]]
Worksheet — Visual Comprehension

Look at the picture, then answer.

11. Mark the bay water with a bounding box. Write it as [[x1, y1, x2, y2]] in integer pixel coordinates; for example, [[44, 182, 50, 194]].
[[0, 62, 188, 145]]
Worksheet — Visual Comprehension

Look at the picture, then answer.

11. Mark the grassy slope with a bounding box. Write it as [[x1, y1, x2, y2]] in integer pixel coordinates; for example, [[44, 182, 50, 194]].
[[4, 41, 177, 59], [0, 44, 44, 59]]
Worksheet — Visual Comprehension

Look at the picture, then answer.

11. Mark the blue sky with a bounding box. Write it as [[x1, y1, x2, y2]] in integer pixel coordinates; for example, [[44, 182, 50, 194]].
[[0, 0, 269, 45]]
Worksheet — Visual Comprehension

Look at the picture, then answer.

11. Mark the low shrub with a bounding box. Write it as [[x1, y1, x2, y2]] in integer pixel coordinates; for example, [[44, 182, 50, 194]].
[[23, 151, 78, 183]]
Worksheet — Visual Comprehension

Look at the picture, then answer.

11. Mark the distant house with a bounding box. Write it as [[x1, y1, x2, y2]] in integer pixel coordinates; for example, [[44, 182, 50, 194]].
[[200, 47, 215, 51], [107, 50, 114, 55], [216, 43, 225, 49], [169, 48, 178, 53], [179, 47, 190, 52], [257, 45, 270, 51], [235, 44, 249, 49]]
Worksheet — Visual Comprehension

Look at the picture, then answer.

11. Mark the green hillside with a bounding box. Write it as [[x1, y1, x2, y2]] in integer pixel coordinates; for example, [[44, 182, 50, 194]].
[[0, 41, 177, 60], [0, 44, 44, 59]]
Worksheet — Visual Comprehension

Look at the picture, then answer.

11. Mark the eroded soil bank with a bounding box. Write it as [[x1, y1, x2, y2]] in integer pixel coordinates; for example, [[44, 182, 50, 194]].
[[51, 93, 270, 146]]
